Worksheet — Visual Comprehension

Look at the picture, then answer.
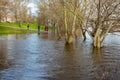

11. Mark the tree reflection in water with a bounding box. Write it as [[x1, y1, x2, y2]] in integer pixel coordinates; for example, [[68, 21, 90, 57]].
[[0, 40, 9, 70]]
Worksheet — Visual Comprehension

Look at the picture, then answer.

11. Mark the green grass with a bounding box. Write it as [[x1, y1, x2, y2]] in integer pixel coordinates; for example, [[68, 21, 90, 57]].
[[0, 22, 49, 31], [0, 22, 55, 34], [0, 26, 28, 34], [0, 22, 37, 29]]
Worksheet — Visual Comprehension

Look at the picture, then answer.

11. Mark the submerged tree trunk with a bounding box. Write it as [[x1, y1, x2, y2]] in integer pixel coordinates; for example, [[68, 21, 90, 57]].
[[94, 32, 101, 48], [64, 5, 68, 42], [75, 27, 81, 39], [93, 27, 101, 48], [64, 5, 74, 44], [93, 24, 113, 48], [56, 23, 62, 40], [100, 23, 113, 47], [81, 28, 86, 41], [72, 11, 77, 37]]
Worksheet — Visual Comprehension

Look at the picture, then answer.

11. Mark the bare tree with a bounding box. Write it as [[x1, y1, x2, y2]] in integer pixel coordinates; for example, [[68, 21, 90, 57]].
[[0, 0, 10, 22], [37, 0, 120, 48], [9, 0, 28, 27], [84, 0, 120, 48]]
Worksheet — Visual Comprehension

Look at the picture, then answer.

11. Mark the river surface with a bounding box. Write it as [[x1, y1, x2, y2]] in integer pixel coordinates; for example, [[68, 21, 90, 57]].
[[0, 32, 120, 80]]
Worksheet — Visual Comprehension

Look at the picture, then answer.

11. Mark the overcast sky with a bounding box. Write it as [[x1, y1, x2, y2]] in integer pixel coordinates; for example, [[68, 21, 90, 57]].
[[27, 0, 39, 16], [29, 0, 39, 4]]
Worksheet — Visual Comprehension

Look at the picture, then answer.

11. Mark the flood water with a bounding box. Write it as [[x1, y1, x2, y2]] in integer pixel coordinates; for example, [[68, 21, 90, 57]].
[[0, 32, 120, 80]]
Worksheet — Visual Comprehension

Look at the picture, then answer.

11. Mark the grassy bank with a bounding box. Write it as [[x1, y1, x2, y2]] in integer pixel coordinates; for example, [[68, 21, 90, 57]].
[[0, 22, 47, 31], [0, 22, 37, 28], [0, 22, 55, 34], [0, 26, 29, 34]]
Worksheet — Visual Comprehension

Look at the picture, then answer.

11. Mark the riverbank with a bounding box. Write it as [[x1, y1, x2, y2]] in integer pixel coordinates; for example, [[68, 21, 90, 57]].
[[0, 22, 52, 31], [0, 22, 50, 34], [0, 26, 30, 34]]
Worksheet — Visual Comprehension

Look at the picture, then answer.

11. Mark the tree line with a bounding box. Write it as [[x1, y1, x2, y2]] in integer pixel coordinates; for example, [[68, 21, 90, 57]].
[[0, 0, 35, 24], [37, 0, 120, 48]]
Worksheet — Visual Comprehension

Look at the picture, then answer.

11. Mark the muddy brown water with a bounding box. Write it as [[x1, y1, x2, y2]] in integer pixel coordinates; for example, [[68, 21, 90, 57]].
[[0, 33, 120, 80]]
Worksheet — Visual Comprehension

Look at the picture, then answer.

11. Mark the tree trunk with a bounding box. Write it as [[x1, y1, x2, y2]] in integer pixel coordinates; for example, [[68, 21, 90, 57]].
[[66, 10, 77, 44], [66, 34, 73, 44], [0, 15, 1, 22], [15, 13, 18, 22], [64, 5, 73, 44], [75, 28, 81, 39], [93, 24, 112, 48], [72, 11, 77, 37], [100, 24, 113, 47], [93, 27, 101, 48], [81, 28, 86, 41], [64, 5, 68, 42], [18, 21, 22, 28], [94, 34, 101, 48], [56, 24, 62, 40]]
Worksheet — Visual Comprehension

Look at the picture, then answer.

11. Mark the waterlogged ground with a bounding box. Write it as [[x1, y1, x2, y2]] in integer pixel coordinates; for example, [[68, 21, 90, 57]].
[[0, 32, 120, 80]]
